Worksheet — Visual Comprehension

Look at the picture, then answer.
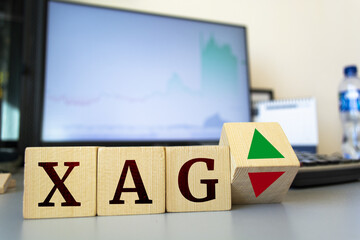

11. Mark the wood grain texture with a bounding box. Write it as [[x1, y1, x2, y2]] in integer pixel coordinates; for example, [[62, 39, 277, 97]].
[[219, 122, 300, 204], [0, 173, 11, 194], [97, 147, 165, 216], [166, 146, 231, 212], [23, 147, 97, 219]]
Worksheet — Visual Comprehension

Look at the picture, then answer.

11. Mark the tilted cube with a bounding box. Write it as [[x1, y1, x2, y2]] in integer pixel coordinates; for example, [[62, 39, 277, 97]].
[[220, 122, 300, 204]]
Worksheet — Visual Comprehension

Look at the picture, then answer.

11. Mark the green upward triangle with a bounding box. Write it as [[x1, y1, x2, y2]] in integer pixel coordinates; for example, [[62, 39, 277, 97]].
[[247, 129, 285, 159]]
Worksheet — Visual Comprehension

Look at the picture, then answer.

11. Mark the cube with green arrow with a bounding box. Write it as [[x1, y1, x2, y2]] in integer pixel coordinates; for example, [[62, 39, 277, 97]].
[[219, 122, 300, 204]]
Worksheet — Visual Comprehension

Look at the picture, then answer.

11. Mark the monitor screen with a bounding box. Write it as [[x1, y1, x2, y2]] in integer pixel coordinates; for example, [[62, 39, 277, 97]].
[[41, 1, 250, 143]]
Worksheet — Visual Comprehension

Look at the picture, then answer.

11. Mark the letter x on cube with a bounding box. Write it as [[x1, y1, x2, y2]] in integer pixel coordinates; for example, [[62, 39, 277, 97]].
[[23, 147, 97, 219]]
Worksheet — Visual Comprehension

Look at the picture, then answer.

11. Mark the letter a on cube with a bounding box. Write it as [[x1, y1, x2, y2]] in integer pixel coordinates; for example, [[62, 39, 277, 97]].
[[220, 122, 300, 204], [166, 146, 231, 212], [23, 147, 98, 219], [97, 147, 165, 216]]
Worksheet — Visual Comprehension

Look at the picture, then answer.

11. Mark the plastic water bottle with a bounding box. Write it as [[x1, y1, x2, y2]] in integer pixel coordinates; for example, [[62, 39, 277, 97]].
[[339, 65, 360, 159]]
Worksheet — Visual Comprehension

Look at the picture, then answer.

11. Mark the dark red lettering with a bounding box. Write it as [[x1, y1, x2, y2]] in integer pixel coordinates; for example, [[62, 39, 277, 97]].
[[178, 158, 218, 202], [109, 160, 152, 204], [38, 162, 81, 207]]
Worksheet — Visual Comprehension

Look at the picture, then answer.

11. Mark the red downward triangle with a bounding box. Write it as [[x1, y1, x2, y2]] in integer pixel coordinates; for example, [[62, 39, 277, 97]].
[[248, 172, 285, 197]]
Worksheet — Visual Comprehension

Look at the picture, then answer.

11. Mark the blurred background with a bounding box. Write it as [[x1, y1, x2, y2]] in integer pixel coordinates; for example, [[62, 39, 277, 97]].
[[1, 0, 360, 164]]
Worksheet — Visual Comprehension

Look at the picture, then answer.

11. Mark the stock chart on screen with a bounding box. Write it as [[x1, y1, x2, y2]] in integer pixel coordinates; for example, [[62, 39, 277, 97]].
[[41, 1, 250, 142]]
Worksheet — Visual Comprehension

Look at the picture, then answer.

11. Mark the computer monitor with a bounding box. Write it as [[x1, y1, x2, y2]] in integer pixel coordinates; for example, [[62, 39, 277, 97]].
[[40, 0, 251, 145]]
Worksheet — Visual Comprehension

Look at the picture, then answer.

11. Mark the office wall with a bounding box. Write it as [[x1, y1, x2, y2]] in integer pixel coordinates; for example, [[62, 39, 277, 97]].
[[64, 0, 360, 154]]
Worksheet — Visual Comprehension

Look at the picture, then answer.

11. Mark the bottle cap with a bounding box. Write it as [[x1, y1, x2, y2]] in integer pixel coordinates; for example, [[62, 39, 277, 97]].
[[344, 65, 357, 77]]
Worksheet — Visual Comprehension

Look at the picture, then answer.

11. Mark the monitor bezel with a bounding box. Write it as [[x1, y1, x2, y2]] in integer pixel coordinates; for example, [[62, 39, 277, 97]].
[[39, 0, 252, 146]]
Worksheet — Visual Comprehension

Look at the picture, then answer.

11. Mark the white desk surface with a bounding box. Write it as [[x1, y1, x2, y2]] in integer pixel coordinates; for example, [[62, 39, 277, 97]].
[[1, 170, 359, 240]]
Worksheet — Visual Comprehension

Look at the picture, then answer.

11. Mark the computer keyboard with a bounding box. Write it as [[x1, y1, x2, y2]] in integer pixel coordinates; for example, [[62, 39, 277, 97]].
[[291, 152, 360, 187]]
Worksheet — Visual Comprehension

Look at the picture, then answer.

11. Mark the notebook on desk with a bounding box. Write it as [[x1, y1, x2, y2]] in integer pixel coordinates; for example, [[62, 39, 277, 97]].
[[253, 97, 318, 153], [253, 97, 360, 187]]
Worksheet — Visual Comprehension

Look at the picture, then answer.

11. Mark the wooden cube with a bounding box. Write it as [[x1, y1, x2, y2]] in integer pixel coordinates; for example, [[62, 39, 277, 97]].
[[220, 122, 300, 204], [166, 146, 231, 212], [97, 147, 165, 216], [0, 173, 11, 194], [8, 179, 16, 189], [23, 147, 97, 219]]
